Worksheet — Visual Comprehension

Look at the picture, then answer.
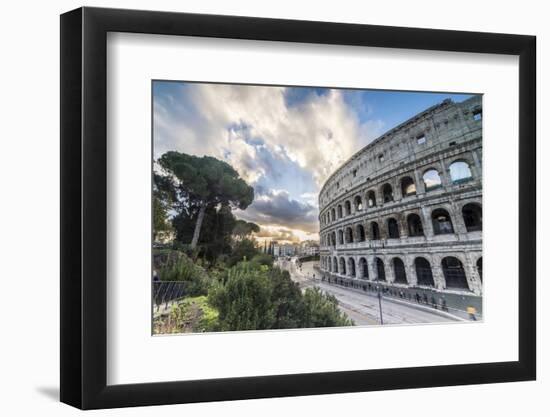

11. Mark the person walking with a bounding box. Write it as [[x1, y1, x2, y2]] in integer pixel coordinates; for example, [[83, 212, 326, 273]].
[[467, 306, 477, 321]]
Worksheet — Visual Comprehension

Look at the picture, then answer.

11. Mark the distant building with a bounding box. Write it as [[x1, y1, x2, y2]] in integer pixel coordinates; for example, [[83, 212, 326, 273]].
[[299, 241, 320, 256]]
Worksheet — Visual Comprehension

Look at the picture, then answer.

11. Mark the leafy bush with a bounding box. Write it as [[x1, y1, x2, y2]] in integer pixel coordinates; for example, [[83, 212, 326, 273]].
[[209, 263, 274, 331], [154, 250, 210, 296], [250, 253, 274, 269], [301, 287, 354, 328]]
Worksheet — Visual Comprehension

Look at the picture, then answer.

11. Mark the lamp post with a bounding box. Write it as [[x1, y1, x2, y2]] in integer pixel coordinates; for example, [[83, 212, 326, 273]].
[[377, 288, 384, 325]]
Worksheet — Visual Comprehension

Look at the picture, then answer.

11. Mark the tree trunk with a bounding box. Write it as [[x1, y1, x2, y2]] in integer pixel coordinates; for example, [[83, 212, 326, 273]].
[[190, 203, 206, 249]]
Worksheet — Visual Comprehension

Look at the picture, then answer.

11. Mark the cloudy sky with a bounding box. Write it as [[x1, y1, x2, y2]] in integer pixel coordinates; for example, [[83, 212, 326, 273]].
[[153, 81, 472, 244]]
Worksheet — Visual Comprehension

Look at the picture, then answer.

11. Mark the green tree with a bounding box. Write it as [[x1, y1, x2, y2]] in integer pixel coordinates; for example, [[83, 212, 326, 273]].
[[153, 173, 176, 241], [158, 152, 254, 249], [232, 220, 260, 241], [227, 238, 260, 266]]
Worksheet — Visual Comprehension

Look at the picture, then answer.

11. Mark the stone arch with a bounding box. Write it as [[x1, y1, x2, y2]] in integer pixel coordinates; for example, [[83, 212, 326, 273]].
[[331, 208, 336, 222], [337, 205, 343, 219], [338, 229, 344, 244], [358, 257, 368, 279], [345, 226, 354, 243], [415, 257, 434, 286], [348, 258, 356, 277], [432, 208, 455, 235], [407, 213, 424, 237], [356, 224, 366, 242], [339, 257, 347, 275], [382, 183, 394, 203], [344, 200, 352, 216], [333, 256, 338, 273], [401, 176, 417, 197], [387, 217, 400, 239], [462, 202, 482, 232], [422, 168, 442, 191], [392, 257, 407, 284], [367, 190, 377, 207], [449, 160, 473, 183], [375, 257, 386, 281], [354, 195, 363, 211], [370, 221, 380, 240], [441, 256, 469, 290]]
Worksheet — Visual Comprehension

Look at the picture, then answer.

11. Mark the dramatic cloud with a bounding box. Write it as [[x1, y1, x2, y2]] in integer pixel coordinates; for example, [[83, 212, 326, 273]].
[[153, 83, 383, 189], [154, 82, 381, 242], [235, 188, 318, 234]]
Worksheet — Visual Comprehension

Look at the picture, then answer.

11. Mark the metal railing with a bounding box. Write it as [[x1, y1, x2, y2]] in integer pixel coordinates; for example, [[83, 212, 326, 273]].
[[152, 281, 188, 312]]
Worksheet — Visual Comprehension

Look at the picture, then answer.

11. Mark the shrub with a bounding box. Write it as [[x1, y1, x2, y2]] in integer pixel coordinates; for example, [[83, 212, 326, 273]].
[[301, 287, 354, 328], [154, 250, 210, 296], [209, 263, 274, 331]]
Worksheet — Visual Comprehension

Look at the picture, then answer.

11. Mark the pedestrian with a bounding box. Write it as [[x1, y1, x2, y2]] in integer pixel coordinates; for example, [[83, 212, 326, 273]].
[[467, 306, 477, 321]]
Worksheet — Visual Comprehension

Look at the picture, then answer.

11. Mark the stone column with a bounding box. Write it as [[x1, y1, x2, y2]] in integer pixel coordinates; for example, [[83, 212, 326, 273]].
[[421, 206, 434, 237], [405, 256, 417, 286], [449, 202, 467, 235], [439, 157, 452, 186], [367, 257, 376, 281], [393, 177, 402, 201], [414, 168, 426, 195], [431, 257, 446, 290], [385, 257, 395, 283], [470, 151, 482, 180]]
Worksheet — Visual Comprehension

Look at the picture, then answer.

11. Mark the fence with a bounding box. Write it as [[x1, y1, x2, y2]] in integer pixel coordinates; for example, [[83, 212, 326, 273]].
[[152, 281, 188, 312]]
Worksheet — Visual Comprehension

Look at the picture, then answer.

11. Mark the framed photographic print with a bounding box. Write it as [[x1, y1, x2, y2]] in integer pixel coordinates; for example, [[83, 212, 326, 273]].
[[60, 6, 536, 409]]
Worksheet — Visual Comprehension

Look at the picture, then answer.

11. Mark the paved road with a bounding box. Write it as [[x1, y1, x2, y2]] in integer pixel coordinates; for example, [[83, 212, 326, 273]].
[[277, 258, 463, 326]]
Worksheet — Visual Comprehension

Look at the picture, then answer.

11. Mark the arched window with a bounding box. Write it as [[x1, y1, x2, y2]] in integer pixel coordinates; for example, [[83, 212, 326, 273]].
[[401, 176, 416, 196], [387, 218, 400, 238], [337, 205, 343, 218], [462, 203, 482, 232], [331, 232, 336, 246], [477, 257, 482, 283], [382, 183, 394, 203], [371, 222, 380, 240], [356, 224, 366, 242], [328, 257, 332, 272], [339, 257, 347, 275], [393, 258, 407, 284], [375, 257, 386, 281], [331, 208, 336, 222], [441, 257, 469, 290], [345, 227, 354, 243], [449, 161, 473, 183], [348, 258, 356, 277], [367, 190, 376, 207], [338, 230, 344, 245], [432, 208, 454, 234], [344, 200, 352, 216], [333, 257, 338, 273], [359, 258, 368, 279], [354, 195, 363, 211], [423, 169, 442, 191], [407, 213, 424, 237], [415, 257, 434, 286]]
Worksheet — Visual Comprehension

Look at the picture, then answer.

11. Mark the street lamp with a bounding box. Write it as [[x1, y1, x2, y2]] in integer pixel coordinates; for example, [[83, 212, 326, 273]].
[[377, 288, 384, 325]]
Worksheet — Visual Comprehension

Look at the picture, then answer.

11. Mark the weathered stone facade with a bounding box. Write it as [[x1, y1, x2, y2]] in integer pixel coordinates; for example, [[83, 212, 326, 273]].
[[318, 97, 483, 300]]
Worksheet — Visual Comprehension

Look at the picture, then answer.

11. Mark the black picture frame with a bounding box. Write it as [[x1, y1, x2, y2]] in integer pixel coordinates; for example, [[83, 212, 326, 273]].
[[60, 6, 536, 410]]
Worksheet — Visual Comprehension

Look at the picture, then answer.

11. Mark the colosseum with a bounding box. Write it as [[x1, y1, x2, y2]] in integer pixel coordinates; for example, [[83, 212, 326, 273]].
[[318, 96, 482, 314]]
